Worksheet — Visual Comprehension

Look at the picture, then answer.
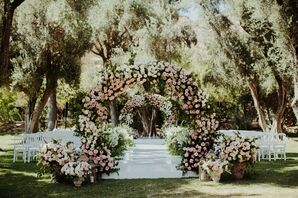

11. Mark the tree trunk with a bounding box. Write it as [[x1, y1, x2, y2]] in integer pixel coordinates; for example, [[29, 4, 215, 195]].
[[291, 49, 298, 122], [149, 108, 157, 137], [110, 100, 119, 126], [28, 75, 56, 133], [25, 96, 37, 133], [271, 70, 288, 132], [0, 0, 25, 86], [247, 79, 271, 132], [138, 107, 150, 136], [47, 88, 57, 131]]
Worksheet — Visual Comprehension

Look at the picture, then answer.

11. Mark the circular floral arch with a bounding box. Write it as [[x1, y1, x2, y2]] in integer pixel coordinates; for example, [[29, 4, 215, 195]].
[[119, 93, 174, 126], [78, 61, 219, 171]]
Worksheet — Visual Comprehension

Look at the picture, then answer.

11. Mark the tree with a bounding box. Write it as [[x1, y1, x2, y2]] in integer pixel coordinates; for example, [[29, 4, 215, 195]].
[[12, 0, 92, 132], [198, 0, 293, 132], [0, 0, 25, 86], [275, 0, 298, 123], [90, 0, 144, 126]]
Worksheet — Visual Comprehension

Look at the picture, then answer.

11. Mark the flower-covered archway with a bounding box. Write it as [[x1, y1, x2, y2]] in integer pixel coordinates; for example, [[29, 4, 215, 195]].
[[77, 61, 219, 172], [119, 93, 174, 136]]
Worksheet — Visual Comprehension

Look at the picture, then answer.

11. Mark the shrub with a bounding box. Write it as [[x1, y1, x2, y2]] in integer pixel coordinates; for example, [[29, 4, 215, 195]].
[[164, 126, 192, 155]]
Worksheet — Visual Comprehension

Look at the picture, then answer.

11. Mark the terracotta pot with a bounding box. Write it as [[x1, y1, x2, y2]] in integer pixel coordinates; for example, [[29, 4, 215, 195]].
[[73, 177, 84, 187], [198, 166, 211, 181], [232, 162, 246, 179]]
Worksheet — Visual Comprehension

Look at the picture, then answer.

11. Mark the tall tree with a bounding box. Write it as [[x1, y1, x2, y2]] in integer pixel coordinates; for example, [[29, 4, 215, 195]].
[[12, 0, 92, 132], [0, 0, 25, 86], [198, 0, 293, 132], [275, 0, 298, 122]]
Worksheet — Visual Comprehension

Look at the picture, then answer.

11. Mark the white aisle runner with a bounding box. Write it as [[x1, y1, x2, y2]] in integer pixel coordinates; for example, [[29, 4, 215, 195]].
[[102, 139, 197, 179]]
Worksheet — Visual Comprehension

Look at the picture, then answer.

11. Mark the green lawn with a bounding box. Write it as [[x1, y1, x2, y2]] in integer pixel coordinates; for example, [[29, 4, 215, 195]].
[[1, 136, 298, 198]]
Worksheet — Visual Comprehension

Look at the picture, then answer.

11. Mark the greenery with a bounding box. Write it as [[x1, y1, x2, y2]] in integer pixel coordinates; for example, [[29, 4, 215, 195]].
[[0, 0, 297, 133], [1, 135, 298, 197], [0, 0, 298, 195], [164, 126, 192, 155]]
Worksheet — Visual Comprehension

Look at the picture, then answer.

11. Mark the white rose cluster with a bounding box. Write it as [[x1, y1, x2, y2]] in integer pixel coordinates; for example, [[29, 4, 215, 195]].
[[61, 161, 91, 178]]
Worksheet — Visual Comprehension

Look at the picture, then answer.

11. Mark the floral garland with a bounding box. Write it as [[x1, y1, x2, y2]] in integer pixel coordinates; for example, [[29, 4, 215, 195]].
[[119, 93, 174, 125], [77, 61, 219, 173]]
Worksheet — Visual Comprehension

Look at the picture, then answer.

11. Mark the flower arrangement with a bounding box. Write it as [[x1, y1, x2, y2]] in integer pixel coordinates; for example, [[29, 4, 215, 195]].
[[77, 61, 219, 175], [201, 159, 229, 175], [180, 130, 213, 172], [220, 133, 258, 179], [81, 145, 116, 174], [61, 161, 92, 178], [220, 133, 258, 164], [200, 159, 229, 182], [38, 140, 75, 182]]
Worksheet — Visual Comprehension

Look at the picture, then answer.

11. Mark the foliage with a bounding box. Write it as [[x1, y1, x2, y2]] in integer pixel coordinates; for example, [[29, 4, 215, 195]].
[[164, 126, 192, 155], [0, 88, 24, 122], [102, 125, 135, 157]]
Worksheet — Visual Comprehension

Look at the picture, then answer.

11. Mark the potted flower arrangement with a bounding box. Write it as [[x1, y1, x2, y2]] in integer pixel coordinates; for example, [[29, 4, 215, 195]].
[[37, 140, 74, 182], [61, 161, 92, 187], [220, 133, 258, 179], [201, 159, 229, 182]]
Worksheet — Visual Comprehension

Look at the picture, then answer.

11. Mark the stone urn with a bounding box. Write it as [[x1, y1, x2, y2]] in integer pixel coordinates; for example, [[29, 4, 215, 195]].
[[198, 166, 211, 181], [209, 172, 221, 182], [73, 177, 84, 187], [232, 162, 246, 179]]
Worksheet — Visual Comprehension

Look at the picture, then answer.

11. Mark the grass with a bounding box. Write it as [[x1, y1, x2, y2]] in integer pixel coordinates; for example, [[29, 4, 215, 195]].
[[1, 136, 298, 198]]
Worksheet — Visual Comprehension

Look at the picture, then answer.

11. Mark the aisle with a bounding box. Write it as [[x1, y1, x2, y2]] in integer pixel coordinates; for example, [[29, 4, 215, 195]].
[[102, 138, 197, 179]]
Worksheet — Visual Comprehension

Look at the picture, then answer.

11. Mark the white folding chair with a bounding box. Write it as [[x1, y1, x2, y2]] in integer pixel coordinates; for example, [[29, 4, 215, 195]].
[[272, 133, 287, 161], [27, 134, 44, 162], [256, 133, 274, 161], [13, 136, 27, 163]]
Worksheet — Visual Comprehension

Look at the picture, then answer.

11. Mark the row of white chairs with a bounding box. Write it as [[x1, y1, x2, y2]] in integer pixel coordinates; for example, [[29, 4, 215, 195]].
[[13, 130, 81, 163], [218, 130, 287, 161]]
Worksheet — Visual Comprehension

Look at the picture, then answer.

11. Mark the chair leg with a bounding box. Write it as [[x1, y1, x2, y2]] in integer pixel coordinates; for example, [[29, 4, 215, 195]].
[[269, 150, 271, 161], [13, 150, 16, 163], [23, 150, 27, 163], [27, 150, 31, 163]]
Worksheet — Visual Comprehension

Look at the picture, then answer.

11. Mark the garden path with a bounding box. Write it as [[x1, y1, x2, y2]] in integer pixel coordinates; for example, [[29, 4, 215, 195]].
[[102, 138, 197, 179]]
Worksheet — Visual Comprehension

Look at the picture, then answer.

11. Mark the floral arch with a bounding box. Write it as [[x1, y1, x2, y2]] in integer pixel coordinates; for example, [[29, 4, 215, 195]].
[[119, 93, 174, 136], [77, 61, 219, 172]]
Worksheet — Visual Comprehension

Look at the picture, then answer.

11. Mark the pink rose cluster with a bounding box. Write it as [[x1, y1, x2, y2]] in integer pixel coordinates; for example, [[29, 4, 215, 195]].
[[220, 133, 258, 163], [82, 96, 109, 122], [39, 141, 74, 167], [181, 130, 212, 172], [81, 144, 115, 174]]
